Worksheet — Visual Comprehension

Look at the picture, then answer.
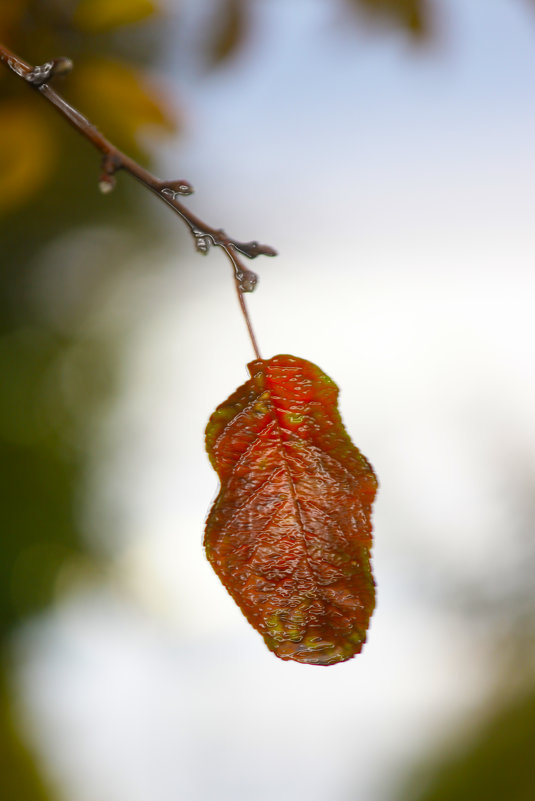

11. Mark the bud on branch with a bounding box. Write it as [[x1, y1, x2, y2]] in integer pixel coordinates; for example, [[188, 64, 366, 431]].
[[0, 42, 277, 336]]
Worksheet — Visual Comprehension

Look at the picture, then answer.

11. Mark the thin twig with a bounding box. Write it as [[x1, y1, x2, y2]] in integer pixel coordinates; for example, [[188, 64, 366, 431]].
[[0, 43, 276, 354], [223, 246, 262, 359]]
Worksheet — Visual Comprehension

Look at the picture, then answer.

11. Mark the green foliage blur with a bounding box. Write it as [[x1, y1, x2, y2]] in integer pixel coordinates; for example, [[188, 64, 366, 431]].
[[0, 0, 175, 635], [4, 2, 531, 800], [397, 684, 535, 801], [0, 1, 176, 797]]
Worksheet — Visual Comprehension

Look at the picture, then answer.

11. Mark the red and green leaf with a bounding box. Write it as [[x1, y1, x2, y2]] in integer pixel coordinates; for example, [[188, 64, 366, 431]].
[[205, 355, 378, 666]]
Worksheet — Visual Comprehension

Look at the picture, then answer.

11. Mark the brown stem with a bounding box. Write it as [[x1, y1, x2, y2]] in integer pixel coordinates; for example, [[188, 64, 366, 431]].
[[0, 42, 276, 355], [223, 246, 262, 359]]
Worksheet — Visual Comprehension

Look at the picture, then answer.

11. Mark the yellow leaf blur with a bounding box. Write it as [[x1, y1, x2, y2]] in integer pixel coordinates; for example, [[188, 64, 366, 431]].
[[73, 0, 157, 32], [0, 0, 27, 44], [209, 0, 248, 66], [0, 102, 57, 216], [69, 58, 176, 156]]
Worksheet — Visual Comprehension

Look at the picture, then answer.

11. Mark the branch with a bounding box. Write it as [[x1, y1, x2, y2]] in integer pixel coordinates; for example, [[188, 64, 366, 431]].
[[0, 43, 277, 304]]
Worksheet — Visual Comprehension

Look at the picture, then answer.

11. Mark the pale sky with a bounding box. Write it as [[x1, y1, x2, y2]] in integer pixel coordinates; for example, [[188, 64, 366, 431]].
[[13, 2, 535, 800]]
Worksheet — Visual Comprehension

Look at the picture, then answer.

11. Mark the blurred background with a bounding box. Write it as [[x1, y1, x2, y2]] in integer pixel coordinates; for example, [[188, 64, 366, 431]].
[[1, 1, 535, 799]]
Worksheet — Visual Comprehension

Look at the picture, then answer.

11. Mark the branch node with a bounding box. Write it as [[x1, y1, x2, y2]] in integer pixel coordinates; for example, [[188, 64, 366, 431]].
[[233, 240, 278, 259], [161, 180, 194, 198], [223, 245, 259, 293], [27, 57, 72, 87], [193, 231, 212, 254], [98, 154, 120, 194], [239, 269, 259, 293], [98, 176, 116, 194], [0, 43, 275, 316]]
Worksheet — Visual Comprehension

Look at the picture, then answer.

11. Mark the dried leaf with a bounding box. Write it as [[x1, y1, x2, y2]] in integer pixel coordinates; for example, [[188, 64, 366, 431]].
[[205, 355, 378, 666]]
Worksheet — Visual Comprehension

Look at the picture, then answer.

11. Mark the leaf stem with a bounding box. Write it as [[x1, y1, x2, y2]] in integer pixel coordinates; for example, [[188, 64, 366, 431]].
[[223, 245, 262, 359], [0, 42, 275, 353]]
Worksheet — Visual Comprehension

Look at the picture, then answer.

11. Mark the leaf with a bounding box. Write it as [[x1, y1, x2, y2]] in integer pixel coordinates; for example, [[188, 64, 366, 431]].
[[349, 0, 428, 39], [0, 1, 26, 43], [68, 58, 176, 157], [208, 0, 248, 66], [205, 355, 378, 666], [73, 0, 157, 32], [0, 102, 56, 216]]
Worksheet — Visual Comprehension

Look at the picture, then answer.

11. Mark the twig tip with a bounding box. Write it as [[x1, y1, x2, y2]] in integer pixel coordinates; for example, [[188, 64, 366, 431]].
[[98, 178, 115, 194], [240, 270, 258, 293]]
